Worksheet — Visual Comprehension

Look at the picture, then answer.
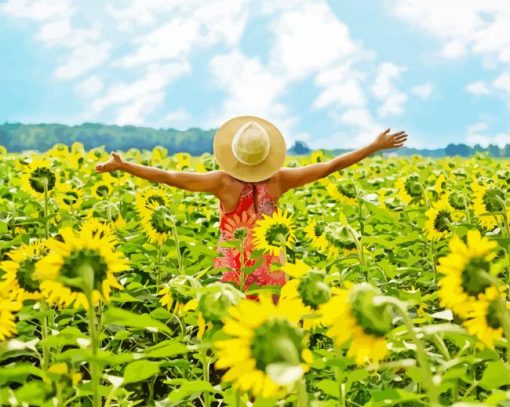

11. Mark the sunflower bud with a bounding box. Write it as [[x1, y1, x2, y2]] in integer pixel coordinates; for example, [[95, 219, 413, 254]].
[[349, 283, 393, 337], [297, 270, 331, 310], [199, 284, 242, 323]]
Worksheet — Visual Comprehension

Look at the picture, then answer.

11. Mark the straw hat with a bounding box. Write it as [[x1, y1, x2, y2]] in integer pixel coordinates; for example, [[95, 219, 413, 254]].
[[213, 115, 287, 182]]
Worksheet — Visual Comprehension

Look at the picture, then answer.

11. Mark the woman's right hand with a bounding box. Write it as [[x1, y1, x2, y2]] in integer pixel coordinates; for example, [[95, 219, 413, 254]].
[[95, 152, 124, 173]]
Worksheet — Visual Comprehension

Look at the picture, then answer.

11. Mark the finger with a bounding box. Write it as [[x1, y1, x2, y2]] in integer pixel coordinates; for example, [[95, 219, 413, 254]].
[[394, 134, 408, 140], [381, 128, 390, 135], [391, 131, 406, 137]]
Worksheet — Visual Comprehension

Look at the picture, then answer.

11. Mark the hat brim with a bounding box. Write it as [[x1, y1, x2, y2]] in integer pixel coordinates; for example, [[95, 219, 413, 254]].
[[213, 115, 287, 182]]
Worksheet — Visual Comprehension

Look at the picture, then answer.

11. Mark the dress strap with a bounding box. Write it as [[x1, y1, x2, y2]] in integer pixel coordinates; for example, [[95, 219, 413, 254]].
[[251, 183, 258, 214]]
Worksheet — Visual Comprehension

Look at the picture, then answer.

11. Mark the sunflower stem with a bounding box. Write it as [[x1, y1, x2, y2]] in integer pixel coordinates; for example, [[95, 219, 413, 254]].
[[239, 238, 245, 293], [39, 299, 50, 372], [333, 346, 346, 407], [43, 179, 49, 239], [201, 347, 211, 407], [170, 216, 183, 275], [296, 378, 308, 407], [375, 296, 440, 407], [82, 265, 101, 407]]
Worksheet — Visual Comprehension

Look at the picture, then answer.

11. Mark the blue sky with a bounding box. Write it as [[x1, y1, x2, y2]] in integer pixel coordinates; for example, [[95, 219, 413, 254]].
[[1, 0, 510, 150]]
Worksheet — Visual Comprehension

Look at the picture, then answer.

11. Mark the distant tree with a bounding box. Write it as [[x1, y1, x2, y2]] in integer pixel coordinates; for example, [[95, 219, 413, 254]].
[[487, 144, 501, 157], [445, 143, 472, 157], [288, 141, 311, 155]]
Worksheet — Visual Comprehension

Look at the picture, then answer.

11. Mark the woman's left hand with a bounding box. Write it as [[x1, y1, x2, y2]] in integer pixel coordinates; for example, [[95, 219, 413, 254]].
[[372, 128, 408, 150]]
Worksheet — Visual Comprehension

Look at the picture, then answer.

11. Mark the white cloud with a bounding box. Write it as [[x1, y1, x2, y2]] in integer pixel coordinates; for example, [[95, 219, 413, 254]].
[[466, 81, 491, 95], [411, 83, 433, 99], [371, 62, 408, 117], [76, 75, 104, 98], [389, 1, 510, 63], [55, 42, 111, 80], [0, 0, 73, 22], [161, 108, 192, 127], [269, 2, 357, 81], [493, 73, 510, 95], [466, 122, 510, 148]]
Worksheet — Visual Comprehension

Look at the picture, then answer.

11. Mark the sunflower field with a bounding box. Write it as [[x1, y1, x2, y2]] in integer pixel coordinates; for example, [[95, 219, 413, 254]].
[[1, 142, 510, 407]]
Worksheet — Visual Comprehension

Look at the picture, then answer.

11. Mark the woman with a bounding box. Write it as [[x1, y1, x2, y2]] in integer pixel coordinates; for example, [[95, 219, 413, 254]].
[[95, 115, 407, 302]]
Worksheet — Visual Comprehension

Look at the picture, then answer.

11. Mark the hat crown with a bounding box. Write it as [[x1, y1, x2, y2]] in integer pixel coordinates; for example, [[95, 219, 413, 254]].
[[231, 120, 270, 166]]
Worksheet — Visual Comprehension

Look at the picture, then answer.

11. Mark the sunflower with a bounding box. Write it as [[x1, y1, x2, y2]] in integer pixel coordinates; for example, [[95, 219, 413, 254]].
[[91, 180, 113, 200], [139, 201, 175, 246], [0, 240, 47, 302], [0, 282, 21, 341], [280, 260, 331, 330], [158, 275, 202, 315], [213, 292, 312, 399], [437, 229, 499, 319], [309, 150, 324, 164], [377, 187, 401, 210], [433, 173, 447, 195], [423, 196, 463, 241], [20, 157, 57, 199], [34, 222, 130, 310], [462, 286, 508, 349], [252, 209, 296, 257], [326, 178, 358, 206], [303, 219, 329, 252], [471, 181, 508, 231], [198, 282, 244, 324], [323, 222, 358, 258], [395, 174, 423, 204], [174, 152, 192, 171], [135, 187, 170, 215], [447, 190, 467, 211], [55, 182, 83, 211], [318, 282, 393, 366]]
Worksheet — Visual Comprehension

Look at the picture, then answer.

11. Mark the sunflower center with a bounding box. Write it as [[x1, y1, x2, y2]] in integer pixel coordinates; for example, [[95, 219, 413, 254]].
[[461, 257, 492, 297], [297, 272, 331, 310], [60, 249, 108, 292], [265, 224, 290, 247], [483, 188, 504, 212], [17, 259, 40, 293], [147, 195, 166, 207], [29, 167, 56, 193], [485, 300, 502, 329], [448, 192, 465, 210], [234, 227, 248, 240], [95, 185, 110, 197], [63, 191, 79, 206], [250, 318, 303, 371], [434, 210, 452, 232], [150, 207, 174, 234], [350, 287, 393, 337], [324, 224, 356, 250], [314, 221, 326, 237], [336, 182, 357, 199], [404, 176, 423, 197]]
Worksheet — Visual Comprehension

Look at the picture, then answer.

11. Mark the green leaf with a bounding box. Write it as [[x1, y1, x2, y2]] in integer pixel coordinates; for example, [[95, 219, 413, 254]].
[[103, 306, 173, 334], [0, 364, 43, 385], [145, 340, 188, 358], [168, 380, 219, 402], [480, 360, 510, 390], [316, 379, 340, 399], [123, 360, 161, 384]]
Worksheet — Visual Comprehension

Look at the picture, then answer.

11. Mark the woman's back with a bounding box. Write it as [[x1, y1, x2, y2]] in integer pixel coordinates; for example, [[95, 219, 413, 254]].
[[213, 180, 286, 301]]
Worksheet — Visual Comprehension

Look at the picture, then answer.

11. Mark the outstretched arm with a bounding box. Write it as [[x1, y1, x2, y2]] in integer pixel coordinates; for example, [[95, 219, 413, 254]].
[[95, 152, 224, 194], [278, 129, 408, 193]]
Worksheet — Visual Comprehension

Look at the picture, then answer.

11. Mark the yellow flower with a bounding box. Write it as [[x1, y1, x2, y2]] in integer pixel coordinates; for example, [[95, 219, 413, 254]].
[[303, 219, 329, 252], [437, 229, 499, 319], [471, 181, 507, 231], [395, 174, 423, 205], [252, 209, 296, 257], [34, 222, 130, 310], [0, 240, 46, 302], [326, 178, 358, 206], [0, 282, 21, 341], [20, 157, 57, 199], [158, 275, 202, 315], [91, 180, 113, 200], [139, 201, 175, 246], [423, 196, 463, 241], [319, 283, 392, 366], [280, 263, 331, 330], [213, 292, 311, 399], [135, 187, 170, 216], [55, 181, 83, 211], [462, 286, 507, 349], [322, 222, 358, 259]]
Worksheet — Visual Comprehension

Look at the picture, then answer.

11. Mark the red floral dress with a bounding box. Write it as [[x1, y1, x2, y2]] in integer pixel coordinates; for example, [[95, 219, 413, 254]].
[[213, 181, 287, 302]]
